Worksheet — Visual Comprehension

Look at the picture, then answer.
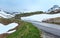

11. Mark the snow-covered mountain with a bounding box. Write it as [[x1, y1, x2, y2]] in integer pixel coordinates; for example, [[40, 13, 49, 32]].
[[0, 10, 14, 18], [47, 5, 60, 13]]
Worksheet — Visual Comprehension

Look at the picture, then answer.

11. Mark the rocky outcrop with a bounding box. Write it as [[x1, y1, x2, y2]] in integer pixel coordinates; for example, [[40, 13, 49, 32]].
[[42, 17, 60, 24]]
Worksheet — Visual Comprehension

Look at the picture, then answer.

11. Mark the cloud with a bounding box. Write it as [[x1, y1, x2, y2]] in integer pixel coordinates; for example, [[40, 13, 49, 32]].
[[0, 0, 60, 12]]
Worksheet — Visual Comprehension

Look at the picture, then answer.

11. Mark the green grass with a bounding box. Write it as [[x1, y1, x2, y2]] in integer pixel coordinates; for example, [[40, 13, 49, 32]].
[[3, 19, 41, 38], [0, 11, 43, 38]]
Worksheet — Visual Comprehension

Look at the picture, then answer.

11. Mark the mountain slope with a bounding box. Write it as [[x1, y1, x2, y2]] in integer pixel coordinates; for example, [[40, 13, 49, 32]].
[[0, 10, 14, 18]]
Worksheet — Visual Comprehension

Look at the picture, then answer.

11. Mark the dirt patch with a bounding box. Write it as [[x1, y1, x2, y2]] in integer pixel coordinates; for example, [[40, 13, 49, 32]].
[[0, 33, 8, 38]]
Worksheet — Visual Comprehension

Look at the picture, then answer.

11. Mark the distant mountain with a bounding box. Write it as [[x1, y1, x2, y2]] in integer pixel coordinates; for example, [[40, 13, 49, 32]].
[[47, 5, 60, 14], [0, 10, 14, 18]]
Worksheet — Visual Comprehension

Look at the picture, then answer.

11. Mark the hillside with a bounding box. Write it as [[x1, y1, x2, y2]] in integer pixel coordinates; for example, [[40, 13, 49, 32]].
[[0, 10, 14, 18], [0, 18, 41, 38], [14, 11, 43, 19]]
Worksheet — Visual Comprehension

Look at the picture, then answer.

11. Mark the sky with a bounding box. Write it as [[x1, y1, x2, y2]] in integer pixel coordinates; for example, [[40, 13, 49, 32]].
[[0, 0, 60, 12]]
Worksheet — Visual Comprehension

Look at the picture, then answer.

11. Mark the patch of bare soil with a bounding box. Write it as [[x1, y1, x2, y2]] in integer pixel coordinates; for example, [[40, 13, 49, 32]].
[[0, 33, 8, 38]]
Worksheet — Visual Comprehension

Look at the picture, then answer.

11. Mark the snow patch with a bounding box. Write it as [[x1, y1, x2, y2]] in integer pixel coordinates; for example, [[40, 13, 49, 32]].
[[7, 30, 16, 34], [0, 23, 18, 34], [21, 13, 60, 22]]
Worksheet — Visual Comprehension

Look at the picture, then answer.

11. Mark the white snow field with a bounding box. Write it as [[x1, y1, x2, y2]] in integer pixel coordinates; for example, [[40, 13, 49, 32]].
[[21, 13, 60, 22], [0, 10, 14, 18], [0, 23, 18, 34]]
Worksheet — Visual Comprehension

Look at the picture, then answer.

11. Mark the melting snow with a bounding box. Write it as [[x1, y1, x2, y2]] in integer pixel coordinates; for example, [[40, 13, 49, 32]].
[[0, 23, 18, 34], [21, 13, 60, 22], [7, 30, 16, 34], [0, 10, 14, 18]]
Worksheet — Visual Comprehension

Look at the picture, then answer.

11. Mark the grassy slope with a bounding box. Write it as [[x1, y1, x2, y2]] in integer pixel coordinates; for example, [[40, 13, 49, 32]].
[[0, 11, 43, 38], [1, 18, 41, 38], [15, 11, 43, 19]]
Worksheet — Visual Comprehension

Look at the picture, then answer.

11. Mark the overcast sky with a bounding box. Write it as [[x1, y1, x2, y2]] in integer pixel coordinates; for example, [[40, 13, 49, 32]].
[[0, 0, 60, 12]]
